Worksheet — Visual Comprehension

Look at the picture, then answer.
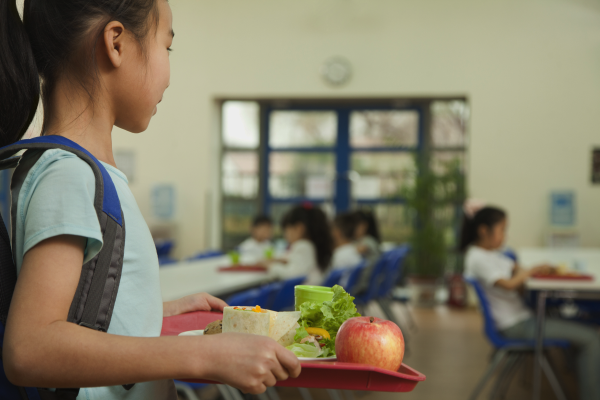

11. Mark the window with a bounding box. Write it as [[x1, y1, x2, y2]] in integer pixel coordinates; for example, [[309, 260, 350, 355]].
[[220, 99, 468, 252]]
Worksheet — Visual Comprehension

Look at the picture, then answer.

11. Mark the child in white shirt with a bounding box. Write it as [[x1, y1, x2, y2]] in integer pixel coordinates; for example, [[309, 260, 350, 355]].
[[331, 213, 363, 269], [268, 205, 333, 285], [238, 215, 273, 264], [462, 206, 600, 400]]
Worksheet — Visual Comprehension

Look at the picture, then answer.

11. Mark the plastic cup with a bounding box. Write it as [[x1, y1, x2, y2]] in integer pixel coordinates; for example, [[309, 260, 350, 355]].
[[264, 247, 274, 260], [295, 285, 334, 311], [228, 251, 240, 265]]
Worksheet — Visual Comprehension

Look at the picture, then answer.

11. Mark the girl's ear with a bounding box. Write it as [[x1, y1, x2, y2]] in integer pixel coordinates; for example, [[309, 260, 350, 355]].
[[477, 224, 488, 241], [102, 21, 126, 68]]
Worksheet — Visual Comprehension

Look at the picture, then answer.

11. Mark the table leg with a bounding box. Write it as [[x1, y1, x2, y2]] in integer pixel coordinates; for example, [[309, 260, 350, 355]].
[[533, 290, 547, 400]]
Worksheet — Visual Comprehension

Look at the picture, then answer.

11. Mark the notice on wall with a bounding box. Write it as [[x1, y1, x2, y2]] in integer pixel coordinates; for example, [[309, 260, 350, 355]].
[[592, 148, 600, 184], [550, 191, 575, 227]]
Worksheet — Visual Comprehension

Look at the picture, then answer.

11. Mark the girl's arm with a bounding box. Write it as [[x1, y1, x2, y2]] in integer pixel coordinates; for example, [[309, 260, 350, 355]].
[[494, 264, 555, 291], [4, 235, 300, 393], [163, 292, 227, 317]]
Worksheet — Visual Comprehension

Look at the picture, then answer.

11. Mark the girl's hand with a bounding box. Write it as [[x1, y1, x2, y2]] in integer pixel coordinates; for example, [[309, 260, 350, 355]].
[[530, 265, 556, 276], [163, 293, 227, 317], [200, 333, 301, 394]]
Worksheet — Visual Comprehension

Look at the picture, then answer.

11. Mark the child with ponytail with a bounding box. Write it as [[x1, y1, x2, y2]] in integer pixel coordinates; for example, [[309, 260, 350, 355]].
[[269, 204, 333, 285], [461, 202, 600, 400], [0, 0, 299, 398]]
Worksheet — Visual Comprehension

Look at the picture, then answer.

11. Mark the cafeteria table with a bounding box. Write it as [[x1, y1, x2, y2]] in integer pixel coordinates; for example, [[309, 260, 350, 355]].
[[159, 255, 274, 301], [520, 248, 600, 400]]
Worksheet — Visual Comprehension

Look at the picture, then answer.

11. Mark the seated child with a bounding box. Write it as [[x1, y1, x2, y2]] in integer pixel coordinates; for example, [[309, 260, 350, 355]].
[[462, 205, 600, 400], [238, 215, 273, 263], [268, 204, 333, 286], [353, 210, 381, 261], [353, 210, 381, 293], [331, 213, 363, 269]]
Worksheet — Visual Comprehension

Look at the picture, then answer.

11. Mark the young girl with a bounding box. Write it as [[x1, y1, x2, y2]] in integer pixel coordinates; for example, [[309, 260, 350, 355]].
[[331, 213, 362, 270], [353, 210, 381, 260], [238, 215, 273, 263], [269, 205, 333, 285], [0, 0, 299, 398], [461, 206, 600, 400]]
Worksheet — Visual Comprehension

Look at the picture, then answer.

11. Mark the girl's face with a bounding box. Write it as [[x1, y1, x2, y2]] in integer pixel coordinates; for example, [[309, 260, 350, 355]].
[[478, 218, 507, 250], [112, 0, 173, 133], [284, 223, 306, 244], [355, 221, 368, 239]]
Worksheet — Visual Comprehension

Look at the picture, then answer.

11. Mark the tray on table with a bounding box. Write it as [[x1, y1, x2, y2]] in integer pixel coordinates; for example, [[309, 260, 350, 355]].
[[162, 311, 425, 392], [218, 265, 268, 272], [531, 273, 594, 281]]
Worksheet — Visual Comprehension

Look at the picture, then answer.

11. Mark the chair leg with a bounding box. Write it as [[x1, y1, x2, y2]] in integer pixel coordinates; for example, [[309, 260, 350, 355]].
[[174, 382, 201, 400], [326, 389, 344, 400], [489, 352, 520, 400], [497, 353, 526, 400], [217, 385, 245, 400], [342, 390, 355, 400], [468, 349, 507, 400], [257, 393, 269, 400], [540, 355, 567, 400], [297, 388, 314, 400], [266, 387, 281, 400], [397, 301, 418, 333]]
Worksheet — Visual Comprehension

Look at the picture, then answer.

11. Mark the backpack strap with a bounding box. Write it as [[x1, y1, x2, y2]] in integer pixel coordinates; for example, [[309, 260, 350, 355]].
[[0, 136, 133, 397]]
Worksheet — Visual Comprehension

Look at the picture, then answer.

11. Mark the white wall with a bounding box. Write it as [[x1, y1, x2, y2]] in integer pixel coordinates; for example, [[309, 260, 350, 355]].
[[112, 0, 600, 258]]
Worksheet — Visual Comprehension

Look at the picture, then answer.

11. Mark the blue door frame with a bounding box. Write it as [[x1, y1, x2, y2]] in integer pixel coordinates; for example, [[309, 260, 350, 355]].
[[262, 105, 424, 215]]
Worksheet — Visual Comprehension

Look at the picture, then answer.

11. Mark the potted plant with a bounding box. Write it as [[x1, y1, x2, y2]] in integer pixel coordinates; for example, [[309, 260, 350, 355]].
[[401, 155, 466, 306]]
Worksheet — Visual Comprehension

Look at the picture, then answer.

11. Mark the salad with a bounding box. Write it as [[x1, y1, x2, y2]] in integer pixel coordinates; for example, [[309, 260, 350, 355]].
[[286, 285, 360, 358]]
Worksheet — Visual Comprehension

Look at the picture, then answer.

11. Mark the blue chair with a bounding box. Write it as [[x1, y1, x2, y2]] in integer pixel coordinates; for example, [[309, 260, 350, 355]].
[[158, 255, 178, 267], [377, 245, 410, 300], [270, 276, 306, 311], [354, 253, 391, 307], [226, 281, 283, 309], [343, 261, 367, 295], [465, 277, 568, 400], [155, 239, 174, 257], [226, 288, 263, 307], [322, 268, 347, 288], [187, 250, 224, 261]]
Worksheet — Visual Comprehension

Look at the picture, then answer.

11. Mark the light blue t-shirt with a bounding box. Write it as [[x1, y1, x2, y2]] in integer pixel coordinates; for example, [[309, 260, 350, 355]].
[[14, 149, 176, 400]]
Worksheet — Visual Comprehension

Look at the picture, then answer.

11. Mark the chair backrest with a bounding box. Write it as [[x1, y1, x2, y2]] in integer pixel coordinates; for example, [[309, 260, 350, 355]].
[[270, 276, 306, 311], [357, 254, 390, 303], [226, 288, 263, 307], [155, 240, 174, 257], [344, 260, 367, 295], [187, 250, 224, 261], [322, 268, 346, 288], [463, 277, 509, 347], [377, 245, 410, 299]]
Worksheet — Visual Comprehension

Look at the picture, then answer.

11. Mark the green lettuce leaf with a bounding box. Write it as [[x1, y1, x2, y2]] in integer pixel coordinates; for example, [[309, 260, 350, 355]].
[[297, 285, 360, 356], [286, 343, 322, 358]]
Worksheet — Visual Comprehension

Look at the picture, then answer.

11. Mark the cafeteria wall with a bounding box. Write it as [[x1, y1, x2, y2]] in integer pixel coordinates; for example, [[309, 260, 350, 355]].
[[111, 0, 600, 258]]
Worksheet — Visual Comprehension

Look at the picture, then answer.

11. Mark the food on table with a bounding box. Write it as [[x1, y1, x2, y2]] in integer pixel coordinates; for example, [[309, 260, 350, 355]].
[[336, 316, 405, 372], [221, 306, 300, 346], [204, 320, 222, 335], [286, 285, 361, 358]]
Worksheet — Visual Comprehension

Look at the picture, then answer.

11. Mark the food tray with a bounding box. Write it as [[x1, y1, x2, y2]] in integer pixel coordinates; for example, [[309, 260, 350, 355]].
[[162, 311, 425, 392], [531, 274, 594, 281], [218, 265, 268, 272]]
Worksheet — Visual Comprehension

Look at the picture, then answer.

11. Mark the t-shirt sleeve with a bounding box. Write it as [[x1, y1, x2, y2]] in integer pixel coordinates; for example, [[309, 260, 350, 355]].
[[20, 153, 104, 264], [472, 257, 510, 287]]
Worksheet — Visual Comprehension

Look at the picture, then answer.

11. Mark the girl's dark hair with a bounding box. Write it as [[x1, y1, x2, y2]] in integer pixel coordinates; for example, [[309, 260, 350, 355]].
[[281, 205, 333, 272], [0, 0, 160, 146], [252, 214, 272, 227], [354, 210, 381, 243], [333, 213, 359, 241], [459, 206, 507, 252]]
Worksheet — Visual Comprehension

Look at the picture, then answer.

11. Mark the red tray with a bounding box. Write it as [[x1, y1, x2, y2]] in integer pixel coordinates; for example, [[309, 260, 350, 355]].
[[532, 274, 594, 281], [162, 311, 425, 392], [218, 265, 268, 272]]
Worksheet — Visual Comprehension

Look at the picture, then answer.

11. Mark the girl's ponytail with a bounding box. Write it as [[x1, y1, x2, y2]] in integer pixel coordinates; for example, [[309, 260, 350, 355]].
[[0, 0, 40, 146]]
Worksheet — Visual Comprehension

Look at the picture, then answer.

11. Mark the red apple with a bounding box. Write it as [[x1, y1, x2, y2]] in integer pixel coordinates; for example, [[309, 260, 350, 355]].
[[336, 316, 405, 372]]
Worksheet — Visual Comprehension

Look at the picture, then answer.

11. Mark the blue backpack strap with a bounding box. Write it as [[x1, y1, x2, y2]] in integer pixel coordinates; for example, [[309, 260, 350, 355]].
[[0, 136, 131, 398]]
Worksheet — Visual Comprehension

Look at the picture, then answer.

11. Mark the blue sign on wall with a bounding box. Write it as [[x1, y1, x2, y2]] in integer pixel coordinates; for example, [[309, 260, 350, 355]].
[[550, 191, 575, 227]]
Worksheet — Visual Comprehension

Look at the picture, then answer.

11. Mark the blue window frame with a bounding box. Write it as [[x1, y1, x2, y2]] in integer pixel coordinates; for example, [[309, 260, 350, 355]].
[[262, 104, 424, 216]]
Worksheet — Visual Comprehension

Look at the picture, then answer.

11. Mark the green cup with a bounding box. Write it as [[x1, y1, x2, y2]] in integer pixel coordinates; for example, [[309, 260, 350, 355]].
[[228, 251, 240, 265], [295, 285, 334, 311]]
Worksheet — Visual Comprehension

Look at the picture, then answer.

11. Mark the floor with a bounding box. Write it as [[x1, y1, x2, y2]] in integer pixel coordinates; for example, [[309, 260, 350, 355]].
[[189, 303, 579, 400]]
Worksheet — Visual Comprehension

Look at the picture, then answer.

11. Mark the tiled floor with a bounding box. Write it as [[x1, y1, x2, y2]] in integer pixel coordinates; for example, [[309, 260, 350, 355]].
[[192, 303, 579, 400]]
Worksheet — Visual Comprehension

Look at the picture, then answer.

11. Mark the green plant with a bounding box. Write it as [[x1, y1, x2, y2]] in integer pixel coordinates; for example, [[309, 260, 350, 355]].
[[401, 155, 466, 277]]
